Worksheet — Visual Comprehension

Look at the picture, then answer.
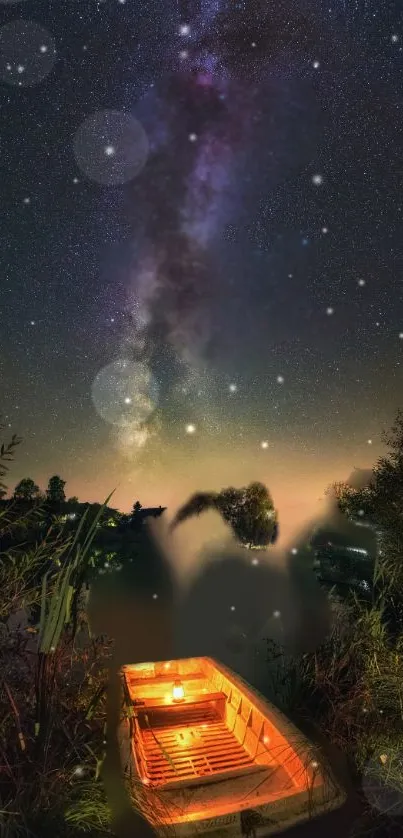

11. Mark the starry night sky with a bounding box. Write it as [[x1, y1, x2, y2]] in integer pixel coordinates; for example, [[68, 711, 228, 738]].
[[1, 0, 403, 555]]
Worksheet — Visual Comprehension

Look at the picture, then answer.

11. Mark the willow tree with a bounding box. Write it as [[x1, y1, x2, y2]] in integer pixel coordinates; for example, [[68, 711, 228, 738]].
[[170, 481, 279, 549]]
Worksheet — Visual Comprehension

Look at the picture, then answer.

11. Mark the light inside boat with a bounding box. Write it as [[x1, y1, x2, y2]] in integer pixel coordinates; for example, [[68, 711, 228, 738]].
[[172, 680, 185, 701]]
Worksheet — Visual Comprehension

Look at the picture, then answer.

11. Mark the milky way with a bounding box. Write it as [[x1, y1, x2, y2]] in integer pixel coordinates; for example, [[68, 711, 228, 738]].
[[117, 0, 317, 457]]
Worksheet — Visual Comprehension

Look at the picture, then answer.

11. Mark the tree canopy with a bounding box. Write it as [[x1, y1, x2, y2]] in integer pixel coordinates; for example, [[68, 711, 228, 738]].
[[13, 476, 41, 502], [170, 481, 279, 549], [46, 475, 66, 504]]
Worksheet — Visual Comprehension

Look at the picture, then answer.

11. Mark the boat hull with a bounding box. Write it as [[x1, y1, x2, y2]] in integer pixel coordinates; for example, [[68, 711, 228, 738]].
[[120, 657, 347, 837]]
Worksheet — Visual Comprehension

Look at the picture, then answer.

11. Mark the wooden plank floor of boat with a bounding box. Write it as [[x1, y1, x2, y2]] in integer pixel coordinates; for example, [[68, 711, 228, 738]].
[[138, 704, 267, 789]]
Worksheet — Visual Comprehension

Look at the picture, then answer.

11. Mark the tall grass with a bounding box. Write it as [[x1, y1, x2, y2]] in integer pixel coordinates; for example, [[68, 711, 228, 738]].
[[265, 578, 403, 832], [0, 430, 116, 835]]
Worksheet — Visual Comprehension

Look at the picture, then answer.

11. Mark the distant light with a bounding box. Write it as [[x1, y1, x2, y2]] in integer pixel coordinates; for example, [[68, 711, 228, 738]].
[[321, 226, 328, 234], [251, 557, 259, 566], [273, 610, 281, 618], [23, 197, 31, 205], [358, 278, 366, 286], [291, 548, 298, 555], [367, 439, 372, 445], [152, 593, 158, 599], [313, 60, 320, 68], [124, 397, 132, 404], [312, 174, 323, 185], [40, 44, 48, 54], [73, 177, 79, 184], [276, 375, 284, 384], [104, 145, 116, 157], [229, 383, 237, 393], [30, 320, 35, 326], [17, 65, 25, 74], [185, 423, 196, 434], [230, 605, 236, 611], [73, 766, 85, 776], [311, 760, 319, 769], [189, 133, 197, 142], [391, 34, 399, 43], [251, 41, 257, 48], [261, 441, 269, 449], [399, 332, 403, 339], [326, 307, 334, 315]]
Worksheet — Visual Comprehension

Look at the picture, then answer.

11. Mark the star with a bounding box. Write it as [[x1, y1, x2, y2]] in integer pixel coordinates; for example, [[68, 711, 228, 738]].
[[367, 439, 372, 445], [179, 50, 188, 60], [312, 174, 323, 185], [312, 60, 320, 68], [180, 24, 190, 36], [229, 383, 237, 393], [30, 320, 35, 326], [189, 133, 197, 142], [17, 65, 25, 75], [273, 610, 281, 618], [358, 279, 366, 286], [124, 397, 132, 404], [39, 45, 48, 54], [185, 423, 196, 434], [321, 226, 328, 234], [73, 177, 79, 184], [23, 197, 31, 205], [104, 145, 116, 157], [391, 34, 399, 43], [326, 307, 334, 315], [230, 605, 236, 612], [399, 333, 403, 339], [276, 375, 284, 383], [261, 441, 269, 449]]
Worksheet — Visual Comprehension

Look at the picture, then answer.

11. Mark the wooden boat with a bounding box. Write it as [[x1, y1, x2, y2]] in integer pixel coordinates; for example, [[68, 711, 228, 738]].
[[119, 657, 346, 837]]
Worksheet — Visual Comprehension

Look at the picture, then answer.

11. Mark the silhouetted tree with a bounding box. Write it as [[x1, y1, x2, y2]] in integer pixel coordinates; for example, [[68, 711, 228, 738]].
[[13, 477, 41, 502], [331, 408, 403, 633], [131, 500, 142, 514], [170, 481, 279, 548], [46, 475, 66, 504], [67, 495, 79, 504]]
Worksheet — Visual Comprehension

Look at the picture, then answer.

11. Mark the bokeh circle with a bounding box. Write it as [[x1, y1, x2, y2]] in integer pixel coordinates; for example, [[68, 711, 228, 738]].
[[91, 359, 159, 427], [73, 110, 149, 186], [0, 20, 56, 87], [361, 750, 403, 819]]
